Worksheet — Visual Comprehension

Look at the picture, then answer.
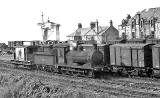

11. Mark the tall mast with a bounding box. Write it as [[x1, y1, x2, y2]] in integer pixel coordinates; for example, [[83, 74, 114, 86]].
[[41, 12, 44, 23]]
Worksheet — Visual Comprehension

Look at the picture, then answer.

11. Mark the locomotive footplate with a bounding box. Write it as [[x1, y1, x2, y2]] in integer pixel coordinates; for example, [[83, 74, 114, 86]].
[[58, 65, 95, 77]]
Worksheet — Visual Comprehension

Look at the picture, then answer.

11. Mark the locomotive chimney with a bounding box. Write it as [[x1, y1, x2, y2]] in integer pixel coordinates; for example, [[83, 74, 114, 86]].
[[56, 24, 60, 41], [78, 23, 82, 29]]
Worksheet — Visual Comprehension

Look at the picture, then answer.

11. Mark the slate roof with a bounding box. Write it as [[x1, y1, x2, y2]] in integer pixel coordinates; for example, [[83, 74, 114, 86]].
[[110, 43, 151, 48], [122, 7, 160, 26], [134, 7, 160, 22], [67, 26, 109, 37]]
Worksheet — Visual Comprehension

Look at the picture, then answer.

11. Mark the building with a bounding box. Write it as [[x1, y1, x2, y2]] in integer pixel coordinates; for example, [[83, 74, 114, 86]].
[[67, 20, 119, 44], [119, 7, 160, 40]]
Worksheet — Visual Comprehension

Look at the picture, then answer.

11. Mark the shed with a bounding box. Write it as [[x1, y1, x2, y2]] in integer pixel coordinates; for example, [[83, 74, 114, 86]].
[[110, 44, 153, 68]]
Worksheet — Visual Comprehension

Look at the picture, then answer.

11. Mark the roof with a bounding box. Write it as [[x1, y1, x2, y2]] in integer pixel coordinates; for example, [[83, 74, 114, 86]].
[[67, 26, 109, 37], [51, 43, 70, 47], [127, 39, 146, 42], [134, 7, 160, 21], [34, 52, 55, 56], [110, 43, 151, 48], [80, 44, 108, 47], [0, 43, 7, 47], [152, 44, 160, 48], [14, 45, 40, 48]]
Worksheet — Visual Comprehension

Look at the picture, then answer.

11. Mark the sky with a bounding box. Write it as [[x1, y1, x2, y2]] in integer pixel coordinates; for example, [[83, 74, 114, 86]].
[[0, 0, 160, 44]]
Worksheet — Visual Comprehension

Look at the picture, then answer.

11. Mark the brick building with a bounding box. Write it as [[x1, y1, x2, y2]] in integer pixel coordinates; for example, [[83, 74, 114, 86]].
[[119, 7, 160, 39]]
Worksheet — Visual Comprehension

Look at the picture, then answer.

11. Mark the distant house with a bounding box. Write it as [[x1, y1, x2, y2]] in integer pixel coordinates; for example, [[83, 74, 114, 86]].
[[67, 20, 119, 44], [119, 7, 160, 39]]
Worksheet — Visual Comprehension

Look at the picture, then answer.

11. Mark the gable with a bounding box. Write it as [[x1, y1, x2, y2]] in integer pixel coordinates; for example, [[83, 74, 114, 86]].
[[100, 26, 119, 36]]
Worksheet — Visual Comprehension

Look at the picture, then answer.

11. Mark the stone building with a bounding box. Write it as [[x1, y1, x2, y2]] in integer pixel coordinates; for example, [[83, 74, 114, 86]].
[[119, 7, 160, 39], [67, 20, 119, 44]]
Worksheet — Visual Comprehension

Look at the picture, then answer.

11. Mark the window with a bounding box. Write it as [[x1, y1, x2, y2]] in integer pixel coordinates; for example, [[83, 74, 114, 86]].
[[132, 32, 136, 38], [151, 31, 155, 38], [91, 36, 94, 40], [151, 20, 153, 27], [140, 20, 143, 28], [132, 22, 134, 28]]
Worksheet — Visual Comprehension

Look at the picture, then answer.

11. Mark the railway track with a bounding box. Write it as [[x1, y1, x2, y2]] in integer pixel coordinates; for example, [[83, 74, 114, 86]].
[[0, 61, 160, 97]]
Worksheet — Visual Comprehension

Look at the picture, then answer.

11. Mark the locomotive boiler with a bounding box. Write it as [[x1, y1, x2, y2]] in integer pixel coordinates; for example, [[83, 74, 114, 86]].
[[66, 46, 103, 67]]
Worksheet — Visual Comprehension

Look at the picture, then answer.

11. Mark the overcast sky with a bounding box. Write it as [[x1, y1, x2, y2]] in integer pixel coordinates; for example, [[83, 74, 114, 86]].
[[0, 0, 160, 43]]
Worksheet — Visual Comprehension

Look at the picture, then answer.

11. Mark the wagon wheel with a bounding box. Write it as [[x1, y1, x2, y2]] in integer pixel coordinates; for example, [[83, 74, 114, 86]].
[[51, 67, 55, 73], [73, 71, 80, 77], [138, 70, 143, 77], [87, 70, 94, 78], [61, 70, 66, 75], [121, 68, 128, 76], [38, 65, 43, 71], [117, 69, 123, 76]]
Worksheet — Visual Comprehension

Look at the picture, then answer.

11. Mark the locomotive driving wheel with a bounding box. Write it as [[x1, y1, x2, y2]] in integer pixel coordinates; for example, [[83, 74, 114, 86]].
[[61, 70, 67, 75], [87, 70, 94, 78], [73, 72, 80, 77]]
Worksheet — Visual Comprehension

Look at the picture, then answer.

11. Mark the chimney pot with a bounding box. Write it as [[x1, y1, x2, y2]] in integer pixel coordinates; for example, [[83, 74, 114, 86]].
[[78, 23, 82, 28], [110, 20, 113, 26], [90, 22, 96, 29]]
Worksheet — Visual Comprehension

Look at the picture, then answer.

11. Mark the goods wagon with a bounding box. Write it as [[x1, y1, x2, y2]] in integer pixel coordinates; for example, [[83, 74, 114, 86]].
[[110, 44, 153, 76], [12, 45, 40, 69], [33, 52, 57, 72]]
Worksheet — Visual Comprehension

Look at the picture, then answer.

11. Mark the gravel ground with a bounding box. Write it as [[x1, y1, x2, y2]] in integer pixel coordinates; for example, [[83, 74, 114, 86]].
[[0, 67, 160, 98]]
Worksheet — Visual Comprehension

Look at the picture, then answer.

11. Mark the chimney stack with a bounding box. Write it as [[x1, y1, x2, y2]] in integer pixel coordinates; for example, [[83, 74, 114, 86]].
[[90, 22, 96, 29], [110, 20, 113, 26], [56, 24, 60, 41], [78, 23, 82, 29], [136, 12, 141, 25]]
